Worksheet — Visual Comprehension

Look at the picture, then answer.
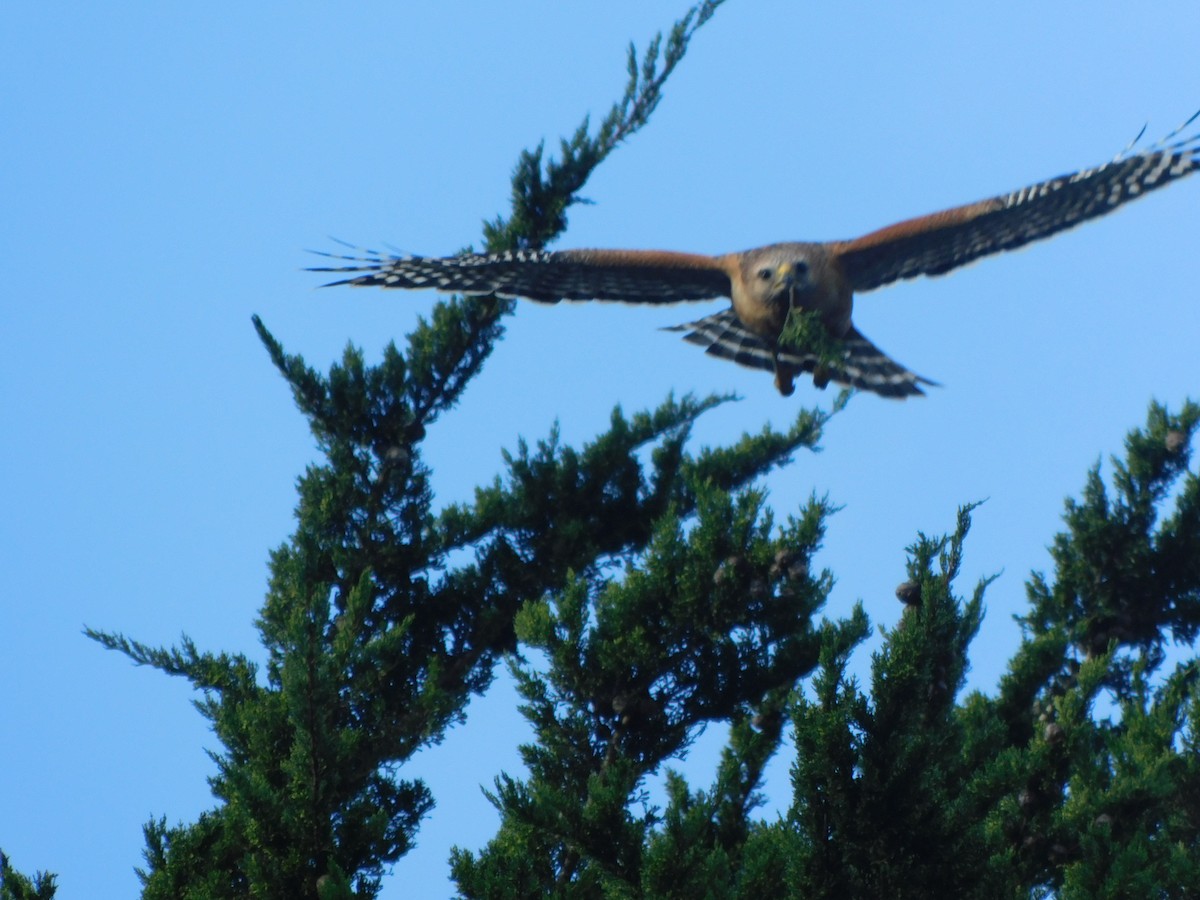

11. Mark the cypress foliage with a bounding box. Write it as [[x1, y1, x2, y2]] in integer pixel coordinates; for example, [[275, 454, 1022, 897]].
[[0, 851, 57, 900], [447, 401, 1200, 900], [450, 486, 841, 896], [79, 4, 830, 896]]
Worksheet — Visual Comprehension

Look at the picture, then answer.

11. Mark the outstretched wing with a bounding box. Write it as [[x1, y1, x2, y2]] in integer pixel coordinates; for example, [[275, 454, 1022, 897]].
[[310, 247, 733, 304], [665, 310, 934, 398], [834, 123, 1200, 294]]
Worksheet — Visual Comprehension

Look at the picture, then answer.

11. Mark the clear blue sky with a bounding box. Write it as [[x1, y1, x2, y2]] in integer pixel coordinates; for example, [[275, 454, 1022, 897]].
[[3, 2, 1198, 896]]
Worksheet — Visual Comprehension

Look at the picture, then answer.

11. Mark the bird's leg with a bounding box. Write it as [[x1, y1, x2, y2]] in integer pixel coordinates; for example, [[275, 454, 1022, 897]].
[[806, 288, 832, 389], [771, 283, 799, 395], [773, 358, 798, 396]]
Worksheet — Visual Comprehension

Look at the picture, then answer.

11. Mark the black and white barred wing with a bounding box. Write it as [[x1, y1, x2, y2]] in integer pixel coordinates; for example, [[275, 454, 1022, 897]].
[[834, 122, 1200, 294], [666, 310, 934, 398], [310, 247, 733, 305]]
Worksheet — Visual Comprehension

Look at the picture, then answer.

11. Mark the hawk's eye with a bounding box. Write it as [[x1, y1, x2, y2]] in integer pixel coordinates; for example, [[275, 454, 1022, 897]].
[[793, 260, 809, 276], [757, 267, 774, 281]]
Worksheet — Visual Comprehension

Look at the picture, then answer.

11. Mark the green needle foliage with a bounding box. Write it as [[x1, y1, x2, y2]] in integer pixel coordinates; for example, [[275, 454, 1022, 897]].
[[452, 488, 838, 896], [482, 1, 724, 254], [777, 307, 847, 375], [448, 402, 1200, 900], [11, 3, 1200, 897], [0, 852, 56, 900]]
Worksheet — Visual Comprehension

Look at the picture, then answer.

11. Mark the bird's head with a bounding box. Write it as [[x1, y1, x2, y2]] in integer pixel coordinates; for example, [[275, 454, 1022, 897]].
[[741, 245, 815, 308]]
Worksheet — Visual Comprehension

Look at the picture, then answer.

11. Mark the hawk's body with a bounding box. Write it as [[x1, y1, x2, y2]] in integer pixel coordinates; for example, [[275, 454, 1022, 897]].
[[314, 121, 1199, 398]]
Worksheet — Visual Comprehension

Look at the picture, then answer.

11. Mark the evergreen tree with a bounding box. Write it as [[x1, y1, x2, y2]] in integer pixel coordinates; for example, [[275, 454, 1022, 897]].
[[84, 3, 828, 896], [8, 2, 1200, 896], [448, 402, 1200, 900], [0, 851, 57, 900]]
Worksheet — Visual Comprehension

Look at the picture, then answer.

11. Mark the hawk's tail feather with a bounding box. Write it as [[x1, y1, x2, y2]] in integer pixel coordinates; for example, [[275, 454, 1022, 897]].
[[666, 310, 777, 371], [665, 310, 935, 399]]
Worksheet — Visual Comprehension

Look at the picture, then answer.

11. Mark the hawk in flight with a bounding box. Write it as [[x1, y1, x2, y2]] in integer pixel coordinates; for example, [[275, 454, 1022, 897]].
[[314, 119, 1199, 398]]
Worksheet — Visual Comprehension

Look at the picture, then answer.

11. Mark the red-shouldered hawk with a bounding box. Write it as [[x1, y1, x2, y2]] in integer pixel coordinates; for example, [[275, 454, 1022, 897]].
[[312, 120, 1199, 398]]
